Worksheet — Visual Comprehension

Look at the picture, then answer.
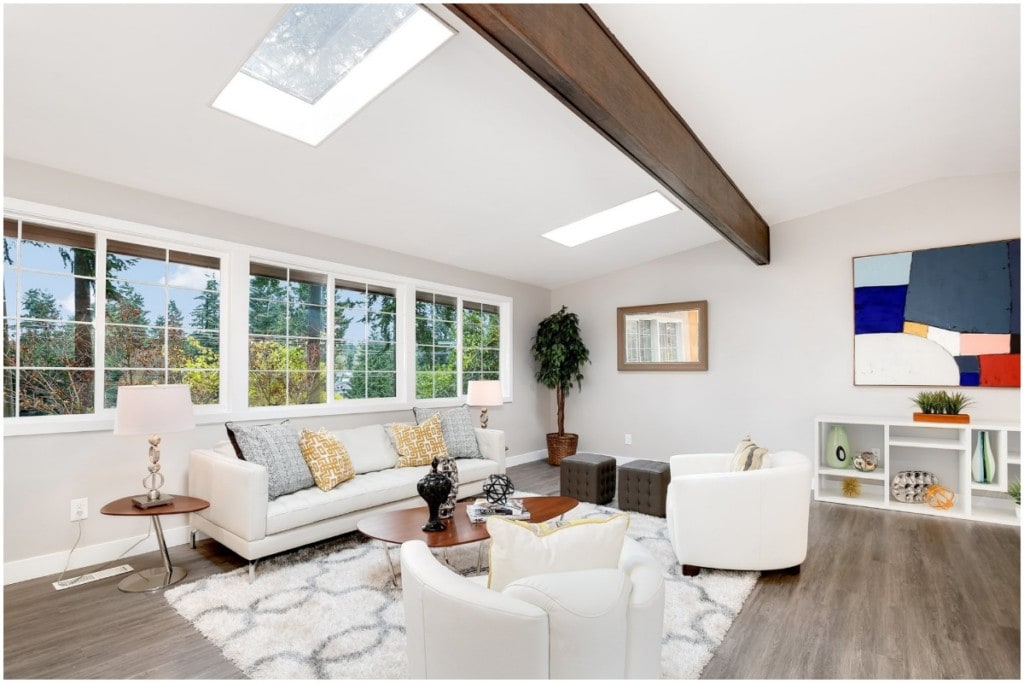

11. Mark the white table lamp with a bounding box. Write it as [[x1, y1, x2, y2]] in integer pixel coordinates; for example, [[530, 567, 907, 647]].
[[466, 380, 502, 428], [114, 384, 195, 508]]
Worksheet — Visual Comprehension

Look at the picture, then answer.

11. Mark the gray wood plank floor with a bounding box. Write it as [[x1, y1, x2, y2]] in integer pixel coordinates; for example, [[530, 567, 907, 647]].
[[4, 459, 1019, 679]]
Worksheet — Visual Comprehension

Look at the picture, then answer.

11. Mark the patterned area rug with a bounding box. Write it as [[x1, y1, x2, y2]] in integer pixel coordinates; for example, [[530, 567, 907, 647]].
[[165, 501, 757, 679]]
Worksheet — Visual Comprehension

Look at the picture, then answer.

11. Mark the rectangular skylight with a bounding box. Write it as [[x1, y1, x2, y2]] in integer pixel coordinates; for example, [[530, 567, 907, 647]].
[[213, 4, 455, 145], [541, 191, 681, 247]]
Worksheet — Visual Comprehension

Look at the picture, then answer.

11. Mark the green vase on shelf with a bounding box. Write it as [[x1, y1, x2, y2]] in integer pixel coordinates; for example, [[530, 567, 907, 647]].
[[825, 425, 852, 469], [971, 431, 995, 483]]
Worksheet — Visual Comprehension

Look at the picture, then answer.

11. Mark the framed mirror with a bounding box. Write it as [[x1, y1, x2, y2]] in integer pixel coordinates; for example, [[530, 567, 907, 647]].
[[617, 300, 708, 371]]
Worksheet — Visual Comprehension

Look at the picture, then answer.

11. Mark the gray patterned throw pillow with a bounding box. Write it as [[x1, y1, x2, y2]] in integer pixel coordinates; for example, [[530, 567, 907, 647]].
[[413, 406, 482, 459], [225, 421, 314, 499]]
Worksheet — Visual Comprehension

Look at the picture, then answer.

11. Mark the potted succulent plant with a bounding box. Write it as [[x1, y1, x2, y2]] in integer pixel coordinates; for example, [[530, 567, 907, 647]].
[[911, 390, 973, 424], [532, 305, 590, 465]]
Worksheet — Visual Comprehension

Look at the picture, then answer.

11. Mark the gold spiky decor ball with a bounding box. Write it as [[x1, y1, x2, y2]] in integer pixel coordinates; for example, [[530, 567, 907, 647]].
[[842, 477, 861, 497]]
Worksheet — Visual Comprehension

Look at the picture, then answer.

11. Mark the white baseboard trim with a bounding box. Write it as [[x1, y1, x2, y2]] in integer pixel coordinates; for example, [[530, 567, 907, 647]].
[[3, 521, 194, 586], [506, 450, 548, 467]]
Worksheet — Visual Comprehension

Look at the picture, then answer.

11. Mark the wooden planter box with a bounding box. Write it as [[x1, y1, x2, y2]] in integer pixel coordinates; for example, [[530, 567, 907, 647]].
[[912, 413, 970, 424]]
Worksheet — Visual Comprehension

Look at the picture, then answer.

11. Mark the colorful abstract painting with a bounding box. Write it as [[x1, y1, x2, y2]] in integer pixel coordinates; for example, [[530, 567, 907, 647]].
[[853, 239, 1020, 387]]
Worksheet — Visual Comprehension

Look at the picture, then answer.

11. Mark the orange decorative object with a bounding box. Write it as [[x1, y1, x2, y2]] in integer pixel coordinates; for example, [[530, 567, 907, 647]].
[[924, 485, 955, 510], [913, 413, 970, 424]]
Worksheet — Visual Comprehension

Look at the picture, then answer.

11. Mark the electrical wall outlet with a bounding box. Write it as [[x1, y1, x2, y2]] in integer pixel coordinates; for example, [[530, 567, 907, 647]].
[[624, 433, 633, 445], [70, 498, 88, 522]]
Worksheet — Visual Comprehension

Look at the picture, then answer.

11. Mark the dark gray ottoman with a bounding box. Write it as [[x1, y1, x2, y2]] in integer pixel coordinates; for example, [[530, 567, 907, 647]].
[[617, 459, 671, 517], [560, 453, 616, 505]]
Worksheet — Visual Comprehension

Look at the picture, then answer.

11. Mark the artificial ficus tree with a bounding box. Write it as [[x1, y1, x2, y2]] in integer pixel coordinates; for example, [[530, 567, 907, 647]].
[[531, 305, 590, 436]]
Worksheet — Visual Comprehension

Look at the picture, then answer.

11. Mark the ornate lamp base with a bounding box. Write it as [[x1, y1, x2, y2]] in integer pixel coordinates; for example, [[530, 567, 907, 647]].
[[132, 493, 174, 509]]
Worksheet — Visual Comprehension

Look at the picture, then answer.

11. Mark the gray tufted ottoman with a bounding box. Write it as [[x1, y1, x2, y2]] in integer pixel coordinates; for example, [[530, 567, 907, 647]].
[[559, 453, 616, 505], [617, 459, 671, 517]]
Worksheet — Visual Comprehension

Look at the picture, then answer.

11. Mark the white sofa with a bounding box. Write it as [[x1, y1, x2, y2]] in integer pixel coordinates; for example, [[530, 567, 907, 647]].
[[665, 450, 811, 575], [188, 426, 505, 576], [401, 536, 665, 679]]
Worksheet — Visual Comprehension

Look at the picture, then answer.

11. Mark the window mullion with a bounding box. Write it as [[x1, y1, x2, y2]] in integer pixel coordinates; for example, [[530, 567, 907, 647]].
[[456, 296, 464, 397], [228, 249, 251, 411], [11, 220, 22, 417], [499, 301, 512, 399], [398, 284, 411, 403], [326, 274, 335, 403], [402, 284, 416, 402], [162, 250, 170, 385], [94, 236, 108, 413]]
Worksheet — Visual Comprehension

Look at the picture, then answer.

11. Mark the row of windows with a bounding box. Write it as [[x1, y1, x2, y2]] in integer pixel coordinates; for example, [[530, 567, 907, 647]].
[[2, 215, 507, 419]]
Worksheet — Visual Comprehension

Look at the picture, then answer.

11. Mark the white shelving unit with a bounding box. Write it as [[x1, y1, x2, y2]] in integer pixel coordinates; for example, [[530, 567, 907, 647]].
[[814, 415, 1021, 527]]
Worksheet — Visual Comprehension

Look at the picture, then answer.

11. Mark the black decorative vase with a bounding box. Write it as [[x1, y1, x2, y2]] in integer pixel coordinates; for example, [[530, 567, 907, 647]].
[[417, 458, 453, 532]]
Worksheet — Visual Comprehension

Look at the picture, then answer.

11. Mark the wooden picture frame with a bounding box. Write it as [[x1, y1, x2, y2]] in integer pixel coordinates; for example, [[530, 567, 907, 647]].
[[617, 300, 708, 371]]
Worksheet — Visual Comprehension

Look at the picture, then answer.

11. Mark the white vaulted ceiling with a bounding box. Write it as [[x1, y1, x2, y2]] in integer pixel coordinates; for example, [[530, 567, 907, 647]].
[[3, 3, 1019, 289]]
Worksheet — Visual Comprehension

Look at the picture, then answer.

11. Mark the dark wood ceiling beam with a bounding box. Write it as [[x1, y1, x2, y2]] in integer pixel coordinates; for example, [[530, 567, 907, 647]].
[[446, 3, 770, 264]]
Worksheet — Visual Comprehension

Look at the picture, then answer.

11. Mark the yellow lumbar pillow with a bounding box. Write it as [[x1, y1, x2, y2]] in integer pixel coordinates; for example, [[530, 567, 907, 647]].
[[298, 428, 355, 491], [392, 413, 449, 468], [486, 513, 630, 591]]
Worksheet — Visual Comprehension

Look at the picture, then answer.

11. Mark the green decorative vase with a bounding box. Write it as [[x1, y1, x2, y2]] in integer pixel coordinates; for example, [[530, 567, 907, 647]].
[[825, 425, 852, 469], [971, 431, 995, 483]]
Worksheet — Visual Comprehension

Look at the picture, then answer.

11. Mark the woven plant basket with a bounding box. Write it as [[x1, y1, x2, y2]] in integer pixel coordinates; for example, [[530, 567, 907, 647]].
[[546, 433, 579, 466]]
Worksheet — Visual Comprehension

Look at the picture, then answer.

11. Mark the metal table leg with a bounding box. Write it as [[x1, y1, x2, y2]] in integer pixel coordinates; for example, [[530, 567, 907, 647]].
[[381, 541, 399, 586], [118, 516, 187, 592]]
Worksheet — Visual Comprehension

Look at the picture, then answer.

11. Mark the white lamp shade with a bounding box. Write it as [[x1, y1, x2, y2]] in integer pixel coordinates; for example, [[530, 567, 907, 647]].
[[113, 384, 195, 436], [466, 380, 503, 407]]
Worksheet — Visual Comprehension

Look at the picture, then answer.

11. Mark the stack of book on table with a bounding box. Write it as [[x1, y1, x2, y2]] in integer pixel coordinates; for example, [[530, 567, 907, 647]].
[[466, 498, 530, 523]]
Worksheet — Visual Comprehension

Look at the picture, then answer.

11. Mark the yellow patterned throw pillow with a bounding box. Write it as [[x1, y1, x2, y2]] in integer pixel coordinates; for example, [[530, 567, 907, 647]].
[[299, 428, 355, 491], [392, 413, 449, 468]]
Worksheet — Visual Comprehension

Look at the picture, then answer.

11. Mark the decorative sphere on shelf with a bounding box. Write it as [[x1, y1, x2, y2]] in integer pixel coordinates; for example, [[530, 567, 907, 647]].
[[482, 474, 515, 505], [924, 484, 955, 510], [853, 451, 878, 472]]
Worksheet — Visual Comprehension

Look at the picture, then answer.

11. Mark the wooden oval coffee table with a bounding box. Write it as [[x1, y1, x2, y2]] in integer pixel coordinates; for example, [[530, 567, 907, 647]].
[[358, 496, 577, 584]]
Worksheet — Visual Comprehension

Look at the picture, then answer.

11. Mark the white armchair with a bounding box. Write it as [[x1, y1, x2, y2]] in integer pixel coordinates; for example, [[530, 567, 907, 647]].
[[400, 536, 665, 679], [665, 450, 811, 576]]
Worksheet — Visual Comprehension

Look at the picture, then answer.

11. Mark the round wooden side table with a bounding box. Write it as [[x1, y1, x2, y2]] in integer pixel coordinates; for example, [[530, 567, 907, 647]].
[[100, 494, 209, 593]]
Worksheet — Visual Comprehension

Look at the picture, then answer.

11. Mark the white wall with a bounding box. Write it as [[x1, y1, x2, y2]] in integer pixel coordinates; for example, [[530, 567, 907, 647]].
[[2, 159, 552, 581], [551, 174, 1020, 460]]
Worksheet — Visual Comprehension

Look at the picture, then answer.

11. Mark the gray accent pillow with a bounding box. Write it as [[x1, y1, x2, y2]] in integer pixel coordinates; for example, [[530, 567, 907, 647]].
[[413, 406, 481, 459], [225, 421, 314, 499]]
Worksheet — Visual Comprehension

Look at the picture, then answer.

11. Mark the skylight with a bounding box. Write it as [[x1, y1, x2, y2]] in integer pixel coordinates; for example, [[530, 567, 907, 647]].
[[213, 4, 455, 145], [541, 192, 681, 247]]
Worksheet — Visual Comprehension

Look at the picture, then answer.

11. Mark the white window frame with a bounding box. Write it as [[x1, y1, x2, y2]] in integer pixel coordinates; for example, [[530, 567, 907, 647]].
[[4, 200, 230, 435], [412, 289, 509, 403], [243, 258, 404, 411], [4, 198, 513, 435]]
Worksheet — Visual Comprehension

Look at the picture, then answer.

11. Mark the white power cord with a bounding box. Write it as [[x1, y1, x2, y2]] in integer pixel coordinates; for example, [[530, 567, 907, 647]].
[[55, 519, 153, 589]]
